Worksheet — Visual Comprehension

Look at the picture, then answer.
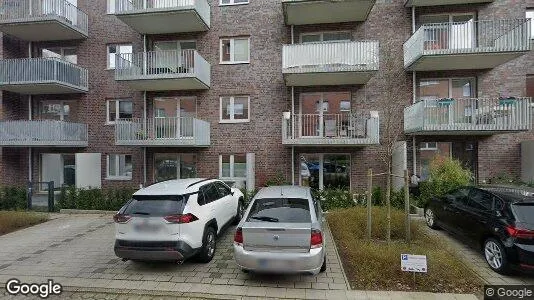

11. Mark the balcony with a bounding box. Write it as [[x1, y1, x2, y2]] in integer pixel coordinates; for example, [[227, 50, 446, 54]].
[[404, 97, 532, 135], [113, 0, 210, 34], [282, 41, 379, 86], [405, 0, 493, 7], [404, 19, 531, 71], [115, 49, 210, 91], [115, 117, 210, 147], [282, 113, 380, 146], [0, 58, 88, 94], [282, 0, 375, 25], [0, 0, 88, 41], [0, 120, 87, 147]]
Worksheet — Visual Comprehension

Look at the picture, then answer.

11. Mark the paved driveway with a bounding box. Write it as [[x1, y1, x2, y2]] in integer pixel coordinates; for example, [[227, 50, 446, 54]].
[[424, 225, 534, 285], [0, 214, 350, 299]]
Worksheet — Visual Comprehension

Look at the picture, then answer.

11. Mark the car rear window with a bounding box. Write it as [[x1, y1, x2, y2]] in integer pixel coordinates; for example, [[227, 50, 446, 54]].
[[246, 198, 311, 223], [124, 195, 186, 217], [511, 203, 534, 223]]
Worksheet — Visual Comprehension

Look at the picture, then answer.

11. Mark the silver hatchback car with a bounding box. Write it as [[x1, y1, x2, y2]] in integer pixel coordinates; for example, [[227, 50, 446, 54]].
[[233, 186, 326, 275]]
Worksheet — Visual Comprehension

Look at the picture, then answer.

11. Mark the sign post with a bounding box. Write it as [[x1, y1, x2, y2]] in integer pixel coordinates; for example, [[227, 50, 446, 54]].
[[401, 254, 427, 286]]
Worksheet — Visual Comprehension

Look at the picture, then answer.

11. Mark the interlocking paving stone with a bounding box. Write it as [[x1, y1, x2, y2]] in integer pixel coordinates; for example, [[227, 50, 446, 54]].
[[16, 257, 30, 261], [33, 249, 46, 254], [92, 268, 107, 273]]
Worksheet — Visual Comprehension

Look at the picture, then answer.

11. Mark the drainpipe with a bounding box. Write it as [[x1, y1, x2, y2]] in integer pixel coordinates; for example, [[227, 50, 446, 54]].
[[291, 25, 295, 185], [143, 35, 147, 184], [143, 147, 147, 185], [411, 6, 417, 176], [291, 25, 294, 44], [28, 41, 32, 183]]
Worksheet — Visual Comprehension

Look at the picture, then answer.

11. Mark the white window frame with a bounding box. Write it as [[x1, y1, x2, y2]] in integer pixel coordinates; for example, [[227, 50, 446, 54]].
[[107, 44, 133, 70], [219, 37, 250, 64], [300, 31, 352, 43], [107, 0, 116, 14], [106, 99, 133, 125], [420, 142, 438, 151], [527, 9, 534, 39], [219, 154, 247, 180], [106, 154, 132, 180], [219, 0, 249, 6], [220, 96, 250, 123]]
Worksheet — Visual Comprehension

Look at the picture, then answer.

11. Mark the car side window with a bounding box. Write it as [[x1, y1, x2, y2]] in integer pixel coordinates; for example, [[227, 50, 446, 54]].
[[214, 182, 231, 198], [449, 188, 470, 205], [197, 188, 207, 206], [468, 189, 493, 211], [204, 183, 221, 203]]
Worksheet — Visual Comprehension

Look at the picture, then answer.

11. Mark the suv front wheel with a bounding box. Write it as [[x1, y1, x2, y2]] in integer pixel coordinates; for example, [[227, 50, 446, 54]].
[[196, 227, 216, 263]]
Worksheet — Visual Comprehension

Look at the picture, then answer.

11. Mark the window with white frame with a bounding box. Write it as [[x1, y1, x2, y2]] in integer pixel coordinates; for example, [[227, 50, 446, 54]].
[[220, 154, 246, 179], [340, 100, 351, 112], [107, 154, 132, 179], [42, 47, 77, 64], [527, 9, 534, 39], [107, 0, 116, 13], [420, 142, 438, 151], [107, 44, 132, 69], [220, 96, 250, 122], [220, 0, 249, 5], [107, 99, 133, 124], [301, 31, 351, 43], [220, 37, 250, 64]]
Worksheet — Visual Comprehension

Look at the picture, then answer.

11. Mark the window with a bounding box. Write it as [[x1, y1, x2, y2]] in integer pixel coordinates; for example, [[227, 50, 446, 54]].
[[154, 153, 197, 182], [468, 189, 493, 211], [220, 0, 249, 5], [154, 40, 197, 52], [301, 31, 351, 43], [39, 101, 71, 121], [340, 101, 351, 112], [200, 184, 221, 204], [107, 154, 132, 180], [247, 198, 311, 223], [527, 9, 534, 39], [107, 0, 115, 13], [220, 96, 250, 123], [220, 37, 250, 64], [107, 44, 132, 69], [420, 142, 438, 151], [220, 154, 246, 179], [42, 47, 77, 64], [214, 182, 231, 197], [107, 99, 133, 124]]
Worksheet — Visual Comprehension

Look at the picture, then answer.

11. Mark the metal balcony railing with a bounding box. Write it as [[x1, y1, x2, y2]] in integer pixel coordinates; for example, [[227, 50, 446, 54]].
[[404, 19, 531, 68], [0, 120, 88, 146], [404, 97, 532, 134], [282, 113, 380, 145], [115, 49, 210, 86], [0, 57, 88, 91], [114, 0, 210, 27], [283, 41, 379, 73], [0, 0, 88, 36], [115, 117, 210, 146]]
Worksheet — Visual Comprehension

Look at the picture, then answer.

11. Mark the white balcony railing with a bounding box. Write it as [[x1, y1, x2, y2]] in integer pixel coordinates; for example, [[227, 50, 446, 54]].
[[114, 0, 210, 27], [404, 19, 531, 68], [283, 41, 379, 73], [404, 97, 532, 134], [0, 0, 88, 36], [115, 117, 210, 146], [115, 49, 210, 86], [282, 113, 380, 145], [0, 57, 88, 92], [0, 120, 88, 146]]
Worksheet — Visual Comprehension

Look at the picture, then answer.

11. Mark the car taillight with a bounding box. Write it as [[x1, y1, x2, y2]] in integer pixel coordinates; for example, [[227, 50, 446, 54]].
[[164, 213, 198, 224], [234, 227, 243, 245], [113, 214, 131, 224], [310, 229, 323, 249], [506, 225, 534, 239]]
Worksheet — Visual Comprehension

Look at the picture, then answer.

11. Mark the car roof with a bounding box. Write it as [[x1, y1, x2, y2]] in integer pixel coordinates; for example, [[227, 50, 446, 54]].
[[478, 186, 534, 203], [254, 185, 311, 199], [133, 178, 214, 196]]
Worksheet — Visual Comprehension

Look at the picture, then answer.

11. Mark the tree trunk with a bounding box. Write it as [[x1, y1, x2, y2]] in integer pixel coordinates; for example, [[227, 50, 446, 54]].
[[386, 163, 391, 244]]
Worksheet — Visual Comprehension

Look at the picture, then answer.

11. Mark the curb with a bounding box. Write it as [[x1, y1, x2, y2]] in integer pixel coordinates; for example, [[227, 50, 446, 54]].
[[59, 209, 116, 215], [325, 221, 351, 290]]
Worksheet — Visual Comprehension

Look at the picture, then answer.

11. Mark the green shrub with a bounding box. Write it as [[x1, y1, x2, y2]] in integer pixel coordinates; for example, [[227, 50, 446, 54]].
[[371, 186, 383, 206], [57, 187, 135, 211], [264, 172, 289, 187], [239, 188, 258, 206], [0, 186, 27, 210], [416, 156, 472, 207], [313, 188, 355, 211]]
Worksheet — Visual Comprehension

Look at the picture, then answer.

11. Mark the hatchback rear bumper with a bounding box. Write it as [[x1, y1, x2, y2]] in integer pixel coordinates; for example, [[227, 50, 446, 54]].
[[233, 244, 324, 274], [114, 240, 198, 261]]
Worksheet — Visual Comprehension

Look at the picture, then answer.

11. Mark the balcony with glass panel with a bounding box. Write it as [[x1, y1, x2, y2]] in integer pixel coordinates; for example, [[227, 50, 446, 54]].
[[404, 18, 531, 71], [112, 0, 210, 34], [0, 0, 88, 41]]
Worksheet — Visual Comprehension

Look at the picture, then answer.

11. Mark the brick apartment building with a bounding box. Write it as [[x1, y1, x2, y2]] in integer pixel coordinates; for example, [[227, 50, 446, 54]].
[[0, 0, 533, 193]]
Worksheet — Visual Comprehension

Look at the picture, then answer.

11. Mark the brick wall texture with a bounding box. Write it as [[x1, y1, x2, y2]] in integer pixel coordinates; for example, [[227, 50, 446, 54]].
[[1, 0, 534, 191]]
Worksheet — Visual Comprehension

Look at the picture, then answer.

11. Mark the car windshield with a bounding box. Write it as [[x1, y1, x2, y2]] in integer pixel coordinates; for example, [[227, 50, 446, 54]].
[[511, 203, 534, 224], [247, 198, 311, 223], [123, 195, 186, 217]]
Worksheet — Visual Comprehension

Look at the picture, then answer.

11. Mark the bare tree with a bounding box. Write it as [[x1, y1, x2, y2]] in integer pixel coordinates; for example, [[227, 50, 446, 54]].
[[376, 40, 410, 243]]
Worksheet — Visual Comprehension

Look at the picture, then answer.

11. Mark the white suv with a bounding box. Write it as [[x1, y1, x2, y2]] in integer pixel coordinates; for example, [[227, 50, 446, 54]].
[[114, 178, 245, 263]]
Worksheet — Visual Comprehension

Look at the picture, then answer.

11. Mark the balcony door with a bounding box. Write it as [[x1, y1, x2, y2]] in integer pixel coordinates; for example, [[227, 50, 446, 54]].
[[418, 78, 475, 125], [40, 153, 75, 189], [38, 100, 72, 121], [419, 13, 475, 51], [299, 92, 351, 138], [154, 153, 197, 182], [299, 154, 350, 190], [154, 97, 196, 139]]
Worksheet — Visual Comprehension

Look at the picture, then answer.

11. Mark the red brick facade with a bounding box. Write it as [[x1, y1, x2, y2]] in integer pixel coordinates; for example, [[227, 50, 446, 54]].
[[0, 0, 533, 191]]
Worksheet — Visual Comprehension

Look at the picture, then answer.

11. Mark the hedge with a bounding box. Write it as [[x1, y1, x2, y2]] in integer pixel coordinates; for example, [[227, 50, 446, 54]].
[[58, 186, 136, 211]]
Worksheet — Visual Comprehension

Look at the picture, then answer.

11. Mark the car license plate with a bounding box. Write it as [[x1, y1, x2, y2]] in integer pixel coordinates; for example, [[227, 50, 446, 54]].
[[134, 222, 161, 233]]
